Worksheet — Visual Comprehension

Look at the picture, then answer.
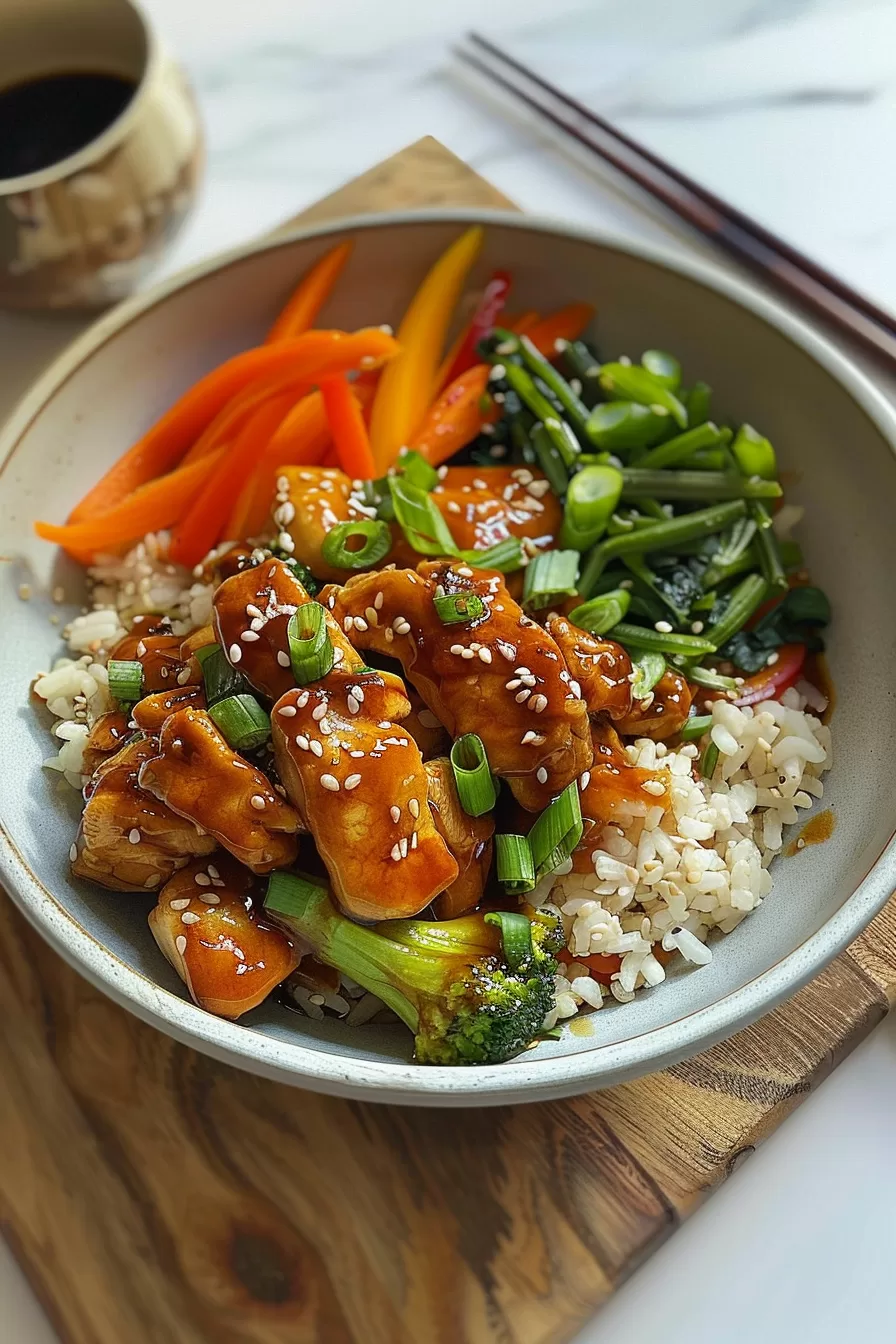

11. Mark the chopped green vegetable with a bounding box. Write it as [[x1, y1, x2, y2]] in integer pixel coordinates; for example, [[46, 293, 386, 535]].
[[397, 448, 440, 491], [495, 835, 536, 895], [559, 339, 603, 407], [460, 538, 524, 574], [611, 622, 716, 656], [639, 422, 725, 471], [598, 362, 688, 429], [731, 424, 777, 480], [717, 585, 831, 673], [523, 549, 580, 610], [107, 659, 143, 704], [528, 782, 584, 880], [684, 381, 712, 425], [568, 588, 631, 635], [498, 329, 593, 444], [287, 602, 335, 684], [680, 713, 713, 740], [450, 734, 498, 817], [388, 475, 458, 556], [528, 420, 571, 497], [700, 741, 720, 778], [320, 518, 392, 570], [631, 651, 666, 699], [579, 500, 747, 594], [208, 693, 271, 752], [201, 644, 250, 706], [620, 468, 781, 502], [586, 401, 672, 453], [560, 464, 624, 550], [641, 349, 681, 391], [702, 573, 769, 650], [433, 593, 486, 625]]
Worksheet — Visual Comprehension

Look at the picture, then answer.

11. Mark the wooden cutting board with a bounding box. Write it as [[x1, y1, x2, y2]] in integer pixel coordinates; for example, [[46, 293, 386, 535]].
[[4, 137, 896, 1344]]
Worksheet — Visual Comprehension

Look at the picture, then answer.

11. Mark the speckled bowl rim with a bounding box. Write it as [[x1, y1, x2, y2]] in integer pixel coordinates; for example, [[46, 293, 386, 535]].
[[3, 207, 896, 1106]]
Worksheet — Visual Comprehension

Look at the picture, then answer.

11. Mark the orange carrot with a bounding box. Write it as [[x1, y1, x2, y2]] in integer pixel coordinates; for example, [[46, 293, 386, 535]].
[[35, 446, 229, 558], [234, 392, 334, 538], [168, 392, 298, 567], [524, 303, 595, 358], [266, 242, 353, 343], [509, 309, 541, 335], [68, 327, 399, 524], [320, 375, 376, 479], [410, 365, 497, 467], [179, 367, 309, 468]]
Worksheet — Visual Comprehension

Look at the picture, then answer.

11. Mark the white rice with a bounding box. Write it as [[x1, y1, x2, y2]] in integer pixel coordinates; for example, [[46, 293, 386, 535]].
[[539, 693, 832, 1027], [88, 530, 215, 636]]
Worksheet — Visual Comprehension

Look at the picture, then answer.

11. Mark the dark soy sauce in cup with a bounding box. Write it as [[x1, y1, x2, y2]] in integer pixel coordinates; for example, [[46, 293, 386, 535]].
[[0, 71, 137, 179]]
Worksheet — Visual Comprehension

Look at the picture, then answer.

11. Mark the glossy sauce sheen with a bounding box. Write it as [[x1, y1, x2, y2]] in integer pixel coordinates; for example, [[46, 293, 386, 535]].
[[787, 807, 836, 855], [0, 71, 136, 179]]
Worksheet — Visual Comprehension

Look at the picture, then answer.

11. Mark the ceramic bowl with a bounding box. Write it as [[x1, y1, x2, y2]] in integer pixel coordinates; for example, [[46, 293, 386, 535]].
[[2, 210, 895, 1106]]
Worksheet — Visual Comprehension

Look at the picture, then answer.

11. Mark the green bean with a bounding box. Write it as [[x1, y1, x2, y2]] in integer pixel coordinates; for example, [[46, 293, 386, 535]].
[[598, 362, 688, 429], [586, 401, 672, 453], [611, 622, 716, 656], [700, 546, 759, 591], [559, 340, 603, 407], [639, 497, 668, 520], [579, 500, 747, 594], [620, 469, 782, 503], [528, 421, 570, 497], [631, 652, 667, 699], [486, 356, 580, 466], [495, 329, 593, 443], [731, 424, 777, 480], [687, 447, 731, 471], [567, 589, 631, 635], [641, 349, 682, 391], [702, 573, 768, 649], [751, 500, 788, 591], [560, 464, 623, 550], [685, 665, 738, 692], [700, 741, 720, 778], [684, 381, 712, 425], [680, 713, 713, 740], [639, 422, 725, 471], [622, 554, 685, 622]]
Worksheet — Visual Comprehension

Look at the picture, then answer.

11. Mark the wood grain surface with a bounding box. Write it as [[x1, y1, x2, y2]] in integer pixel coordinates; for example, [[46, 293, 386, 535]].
[[2, 137, 894, 1344]]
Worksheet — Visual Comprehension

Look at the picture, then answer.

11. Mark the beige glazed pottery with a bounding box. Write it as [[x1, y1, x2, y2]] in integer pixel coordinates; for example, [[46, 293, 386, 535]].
[[0, 0, 202, 310], [2, 210, 896, 1105]]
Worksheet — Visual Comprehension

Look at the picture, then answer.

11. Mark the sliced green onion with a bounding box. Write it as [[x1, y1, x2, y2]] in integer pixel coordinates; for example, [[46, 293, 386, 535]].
[[460, 537, 524, 574], [638, 422, 724, 471], [620, 468, 782, 502], [586, 401, 671, 454], [560, 464, 624, 550], [484, 907, 535, 963], [631, 652, 666, 699], [568, 589, 630, 635], [641, 349, 682, 390], [287, 603, 335, 685], [598, 362, 688, 429], [611, 622, 716, 656], [491, 836, 536, 897], [201, 645, 249, 706], [208, 693, 271, 752], [397, 448, 439, 491], [700, 741, 720, 778], [703, 573, 768, 650], [194, 643, 220, 668], [731, 424, 777, 480], [686, 665, 738, 692], [579, 500, 747, 594], [528, 782, 583, 880], [680, 713, 713, 740], [321, 519, 391, 570], [107, 659, 143, 704], [528, 420, 571, 496], [450, 734, 498, 817], [433, 593, 486, 625], [388, 475, 458, 557], [264, 870, 327, 921], [522, 549, 580, 610]]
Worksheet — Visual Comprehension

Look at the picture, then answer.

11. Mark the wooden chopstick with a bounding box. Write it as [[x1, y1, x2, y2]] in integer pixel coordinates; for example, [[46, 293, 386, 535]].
[[457, 32, 896, 371]]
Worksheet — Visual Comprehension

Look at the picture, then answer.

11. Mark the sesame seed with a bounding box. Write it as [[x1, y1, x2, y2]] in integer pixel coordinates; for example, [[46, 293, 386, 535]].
[[277, 650, 291, 667], [580, 771, 591, 791], [319, 716, 333, 736], [478, 647, 493, 664], [321, 774, 340, 791], [175, 935, 187, 954], [456, 565, 474, 578], [461, 648, 476, 660], [69, 844, 78, 862], [654, 621, 673, 634], [536, 766, 548, 784], [296, 734, 310, 751], [343, 616, 354, 633], [312, 702, 328, 721], [194, 872, 211, 886], [374, 591, 384, 609], [128, 828, 140, 844], [250, 795, 266, 810], [497, 641, 517, 661], [170, 897, 191, 911], [505, 678, 522, 690], [279, 705, 297, 717], [347, 694, 361, 715], [530, 694, 548, 713], [351, 684, 365, 702], [394, 617, 411, 635], [276, 475, 289, 494], [181, 911, 200, 925], [310, 740, 324, 757], [515, 666, 531, 676], [345, 774, 362, 790], [390, 806, 401, 823], [397, 836, 408, 859], [569, 680, 582, 699], [690, 620, 705, 634], [450, 644, 465, 656], [408, 798, 420, 818], [354, 616, 369, 632], [797, 838, 806, 849], [390, 843, 402, 862], [199, 892, 220, 905], [241, 630, 260, 642], [447, 500, 461, 514], [296, 691, 310, 707], [521, 731, 545, 746], [411, 831, 418, 849], [365, 606, 379, 626], [515, 688, 531, 703], [229, 643, 243, 663], [766, 651, 779, 666]]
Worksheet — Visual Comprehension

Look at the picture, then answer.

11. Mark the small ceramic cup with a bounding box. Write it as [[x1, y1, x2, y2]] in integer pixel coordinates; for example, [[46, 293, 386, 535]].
[[0, 0, 203, 310]]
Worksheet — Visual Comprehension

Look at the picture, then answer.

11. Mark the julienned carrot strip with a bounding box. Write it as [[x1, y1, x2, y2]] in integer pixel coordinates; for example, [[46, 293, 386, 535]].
[[410, 365, 497, 467], [369, 227, 484, 472], [510, 309, 541, 335], [525, 303, 595, 358], [34, 446, 229, 558], [320, 375, 376, 480], [168, 392, 297, 568], [179, 367, 310, 467], [266, 242, 353, 343], [68, 327, 399, 524], [236, 392, 333, 538]]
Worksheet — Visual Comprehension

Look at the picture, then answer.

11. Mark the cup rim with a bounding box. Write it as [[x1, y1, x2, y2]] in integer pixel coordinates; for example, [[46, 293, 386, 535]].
[[0, 0, 160, 197]]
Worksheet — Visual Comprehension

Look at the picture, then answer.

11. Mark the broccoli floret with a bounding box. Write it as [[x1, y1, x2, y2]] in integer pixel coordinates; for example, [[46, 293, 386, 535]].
[[265, 876, 562, 1066]]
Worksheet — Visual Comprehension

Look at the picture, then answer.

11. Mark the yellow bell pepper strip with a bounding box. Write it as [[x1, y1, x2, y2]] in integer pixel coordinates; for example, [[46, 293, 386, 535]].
[[369, 226, 484, 472]]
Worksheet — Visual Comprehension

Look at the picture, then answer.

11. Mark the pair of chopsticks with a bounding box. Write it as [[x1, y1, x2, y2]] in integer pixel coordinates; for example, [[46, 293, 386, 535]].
[[456, 33, 896, 371]]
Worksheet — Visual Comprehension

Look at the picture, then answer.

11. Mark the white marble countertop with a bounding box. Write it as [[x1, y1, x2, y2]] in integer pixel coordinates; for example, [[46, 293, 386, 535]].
[[3, 0, 896, 1340]]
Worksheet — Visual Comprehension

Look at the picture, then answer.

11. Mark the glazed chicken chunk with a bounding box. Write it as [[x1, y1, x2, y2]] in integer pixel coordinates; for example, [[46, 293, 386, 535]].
[[213, 557, 361, 702], [424, 756, 495, 919], [80, 709, 131, 777], [280, 466, 375, 584], [272, 666, 459, 921], [138, 707, 302, 873], [544, 614, 634, 721], [323, 561, 592, 810], [107, 627, 190, 693], [72, 737, 216, 893], [615, 668, 692, 741], [431, 465, 562, 553], [149, 856, 300, 1019], [132, 683, 205, 734]]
